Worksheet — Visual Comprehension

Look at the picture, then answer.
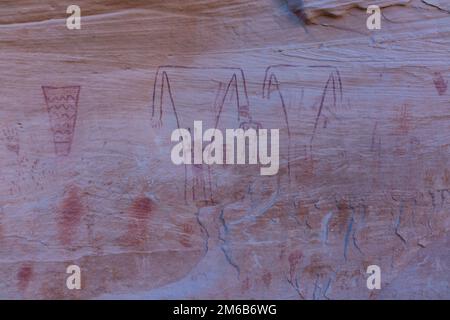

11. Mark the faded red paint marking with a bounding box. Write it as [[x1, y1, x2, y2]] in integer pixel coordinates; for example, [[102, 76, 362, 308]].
[[295, 154, 318, 183], [57, 186, 85, 245], [443, 169, 450, 186], [433, 72, 447, 96], [332, 199, 351, 233], [2, 127, 20, 155], [297, 202, 309, 223], [394, 104, 412, 135], [178, 223, 194, 248], [119, 195, 154, 248], [288, 250, 302, 282], [0, 208, 3, 240], [262, 271, 272, 288], [130, 196, 153, 219], [241, 276, 251, 293], [17, 263, 33, 292]]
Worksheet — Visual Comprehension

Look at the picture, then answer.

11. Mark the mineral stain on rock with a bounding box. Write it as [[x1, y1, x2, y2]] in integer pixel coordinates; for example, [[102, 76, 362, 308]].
[[285, 0, 308, 25]]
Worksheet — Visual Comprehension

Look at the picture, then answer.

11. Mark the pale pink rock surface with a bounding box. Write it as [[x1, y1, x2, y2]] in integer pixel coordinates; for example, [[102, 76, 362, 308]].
[[0, 0, 449, 299]]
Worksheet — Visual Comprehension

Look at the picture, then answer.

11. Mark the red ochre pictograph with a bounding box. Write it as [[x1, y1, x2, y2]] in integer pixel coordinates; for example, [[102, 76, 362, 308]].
[[42, 86, 81, 156]]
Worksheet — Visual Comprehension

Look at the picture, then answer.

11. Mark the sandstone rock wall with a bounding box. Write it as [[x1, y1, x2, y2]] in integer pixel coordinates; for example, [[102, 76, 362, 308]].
[[0, 0, 449, 299]]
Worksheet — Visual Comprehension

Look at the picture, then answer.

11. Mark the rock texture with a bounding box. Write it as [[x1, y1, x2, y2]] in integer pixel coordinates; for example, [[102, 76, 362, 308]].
[[0, 0, 449, 299]]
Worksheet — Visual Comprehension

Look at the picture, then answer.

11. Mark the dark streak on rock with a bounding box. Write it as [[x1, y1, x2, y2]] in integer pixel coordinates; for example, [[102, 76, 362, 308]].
[[218, 208, 240, 278]]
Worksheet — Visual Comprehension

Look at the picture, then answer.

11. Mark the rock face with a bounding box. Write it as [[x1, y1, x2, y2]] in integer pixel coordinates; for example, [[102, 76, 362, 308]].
[[0, 0, 449, 299]]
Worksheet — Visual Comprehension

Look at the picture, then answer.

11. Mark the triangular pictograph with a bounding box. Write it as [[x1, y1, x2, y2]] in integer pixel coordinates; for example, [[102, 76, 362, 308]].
[[42, 86, 81, 156]]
